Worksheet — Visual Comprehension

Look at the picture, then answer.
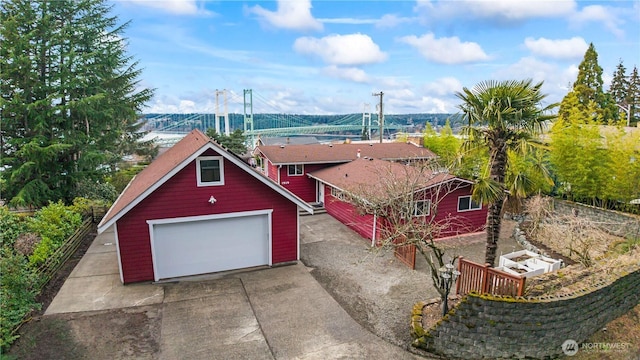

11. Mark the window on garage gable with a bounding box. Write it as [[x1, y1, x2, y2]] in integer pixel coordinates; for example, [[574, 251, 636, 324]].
[[197, 156, 224, 186]]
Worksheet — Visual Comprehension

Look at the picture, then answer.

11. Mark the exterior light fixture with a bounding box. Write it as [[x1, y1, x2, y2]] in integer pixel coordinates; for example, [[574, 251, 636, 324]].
[[439, 262, 461, 316], [208, 196, 217, 205]]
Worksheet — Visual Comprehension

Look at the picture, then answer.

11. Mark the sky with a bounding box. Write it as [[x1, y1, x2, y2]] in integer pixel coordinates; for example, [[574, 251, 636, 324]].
[[111, 0, 640, 115]]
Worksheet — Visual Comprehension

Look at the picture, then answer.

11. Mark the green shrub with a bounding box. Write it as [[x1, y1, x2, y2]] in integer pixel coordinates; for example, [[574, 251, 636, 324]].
[[614, 236, 640, 254], [0, 248, 41, 350], [0, 206, 28, 248], [69, 197, 109, 217], [72, 179, 118, 203], [27, 201, 82, 247], [107, 164, 146, 193], [28, 237, 54, 267]]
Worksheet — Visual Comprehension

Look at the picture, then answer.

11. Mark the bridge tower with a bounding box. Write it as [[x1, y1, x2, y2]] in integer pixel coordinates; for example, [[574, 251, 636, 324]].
[[243, 89, 254, 143], [362, 103, 372, 140], [215, 89, 230, 135]]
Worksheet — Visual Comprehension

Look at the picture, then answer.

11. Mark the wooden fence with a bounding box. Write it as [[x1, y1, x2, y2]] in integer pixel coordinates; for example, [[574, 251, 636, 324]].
[[392, 235, 416, 269], [33, 216, 94, 290], [456, 257, 526, 297], [394, 243, 416, 269]]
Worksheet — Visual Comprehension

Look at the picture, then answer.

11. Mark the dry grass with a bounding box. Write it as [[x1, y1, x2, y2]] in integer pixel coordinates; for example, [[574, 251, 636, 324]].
[[574, 304, 640, 360]]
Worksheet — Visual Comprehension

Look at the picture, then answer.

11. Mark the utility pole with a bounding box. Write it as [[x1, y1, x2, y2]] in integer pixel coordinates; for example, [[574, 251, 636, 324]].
[[372, 91, 384, 143], [616, 103, 631, 127]]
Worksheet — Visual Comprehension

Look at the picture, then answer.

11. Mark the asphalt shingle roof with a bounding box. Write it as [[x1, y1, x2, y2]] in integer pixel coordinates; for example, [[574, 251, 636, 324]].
[[255, 142, 436, 165], [307, 158, 458, 198]]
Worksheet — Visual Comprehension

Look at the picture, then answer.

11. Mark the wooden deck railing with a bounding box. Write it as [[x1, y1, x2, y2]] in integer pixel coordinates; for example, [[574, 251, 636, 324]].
[[456, 257, 526, 297]]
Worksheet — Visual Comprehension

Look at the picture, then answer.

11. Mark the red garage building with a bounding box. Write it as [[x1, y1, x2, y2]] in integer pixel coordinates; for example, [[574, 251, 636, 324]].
[[97, 129, 313, 284]]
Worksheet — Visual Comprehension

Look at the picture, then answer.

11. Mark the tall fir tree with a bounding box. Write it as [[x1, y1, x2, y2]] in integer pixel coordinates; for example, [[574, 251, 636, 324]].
[[1, 0, 154, 207], [559, 43, 617, 124], [609, 59, 629, 107], [607, 59, 640, 126]]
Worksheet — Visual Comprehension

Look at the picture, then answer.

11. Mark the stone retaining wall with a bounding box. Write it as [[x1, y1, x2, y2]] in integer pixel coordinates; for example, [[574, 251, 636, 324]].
[[412, 267, 640, 359], [553, 199, 640, 238]]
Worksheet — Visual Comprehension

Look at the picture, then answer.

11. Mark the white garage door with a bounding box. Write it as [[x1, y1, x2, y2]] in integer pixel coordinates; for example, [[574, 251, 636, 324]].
[[150, 211, 271, 281]]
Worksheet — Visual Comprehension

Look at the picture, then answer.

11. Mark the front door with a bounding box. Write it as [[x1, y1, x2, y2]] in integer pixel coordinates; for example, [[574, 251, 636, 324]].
[[317, 182, 325, 204]]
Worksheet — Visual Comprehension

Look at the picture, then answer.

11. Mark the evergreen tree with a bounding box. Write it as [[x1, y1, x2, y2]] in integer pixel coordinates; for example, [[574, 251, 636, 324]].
[[1, 0, 153, 207], [609, 59, 629, 107], [607, 59, 640, 126], [559, 43, 617, 124], [206, 129, 248, 155]]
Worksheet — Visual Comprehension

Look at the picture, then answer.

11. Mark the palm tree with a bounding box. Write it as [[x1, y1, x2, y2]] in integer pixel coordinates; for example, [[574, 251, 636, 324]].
[[456, 79, 557, 266]]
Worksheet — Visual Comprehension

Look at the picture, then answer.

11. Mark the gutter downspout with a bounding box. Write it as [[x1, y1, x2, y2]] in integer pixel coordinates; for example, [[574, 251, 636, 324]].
[[372, 212, 377, 247], [277, 165, 282, 184]]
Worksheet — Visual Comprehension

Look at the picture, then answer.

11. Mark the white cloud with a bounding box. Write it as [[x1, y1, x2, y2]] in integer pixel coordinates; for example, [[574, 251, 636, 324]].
[[570, 5, 624, 37], [293, 33, 388, 66], [146, 96, 200, 113], [414, 0, 576, 22], [492, 57, 576, 104], [524, 37, 588, 59], [126, 0, 210, 15], [323, 66, 371, 83], [398, 33, 490, 64], [375, 14, 415, 28], [318, 18, 376, 25], [422, 77, 463, 96], [247, 0, 323, 31], [494, 57, 556, 83], [385, 90, 452, 113]]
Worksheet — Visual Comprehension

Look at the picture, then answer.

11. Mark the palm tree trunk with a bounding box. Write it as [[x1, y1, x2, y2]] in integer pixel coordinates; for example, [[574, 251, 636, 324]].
[[485, 138, 507, 266], [485, 199, 504, 266]]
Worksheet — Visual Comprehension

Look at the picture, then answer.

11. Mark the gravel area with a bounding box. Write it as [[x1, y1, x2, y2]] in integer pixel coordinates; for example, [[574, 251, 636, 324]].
[[299, 213, 521, 350]]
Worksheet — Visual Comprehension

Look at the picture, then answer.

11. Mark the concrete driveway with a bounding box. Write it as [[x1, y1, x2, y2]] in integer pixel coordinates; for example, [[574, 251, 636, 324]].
[[45, 227, 420, 359]]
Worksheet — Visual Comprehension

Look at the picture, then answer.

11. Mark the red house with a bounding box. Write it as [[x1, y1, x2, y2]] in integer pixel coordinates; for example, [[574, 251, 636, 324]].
[[97, 129, 313, 284], [253, 143, 436, 203], [307, 158, 487, 246]]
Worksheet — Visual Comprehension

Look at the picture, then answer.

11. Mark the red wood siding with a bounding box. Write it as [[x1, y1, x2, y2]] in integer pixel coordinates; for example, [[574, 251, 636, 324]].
[[322, 182, 486, 246], [116, 148, 299, 284], [431, 184, 487, 237], [323, 185, 379, 243], [263, 157, 278, 182], [279, 163, 328, 202]]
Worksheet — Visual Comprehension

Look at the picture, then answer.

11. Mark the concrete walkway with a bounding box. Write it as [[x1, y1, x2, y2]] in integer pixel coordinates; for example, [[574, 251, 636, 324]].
[[45, 227, 420, 359]]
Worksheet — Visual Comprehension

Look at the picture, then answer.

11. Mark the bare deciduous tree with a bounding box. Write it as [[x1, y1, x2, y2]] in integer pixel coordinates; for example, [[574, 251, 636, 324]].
[[341, 159, 479, 310]]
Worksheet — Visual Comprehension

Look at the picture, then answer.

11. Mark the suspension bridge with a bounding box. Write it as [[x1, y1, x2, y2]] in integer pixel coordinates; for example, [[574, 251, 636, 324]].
[[141, 90, 410, 145]]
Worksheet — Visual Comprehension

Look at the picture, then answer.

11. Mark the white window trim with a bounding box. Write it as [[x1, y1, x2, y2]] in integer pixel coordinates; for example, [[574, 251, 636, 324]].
[[287, 164, 304, 176], [331, 187, 345, 201], [414, 200, 431, 217], [196, 156, 224, 187], [457, 195, 481, 212]]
